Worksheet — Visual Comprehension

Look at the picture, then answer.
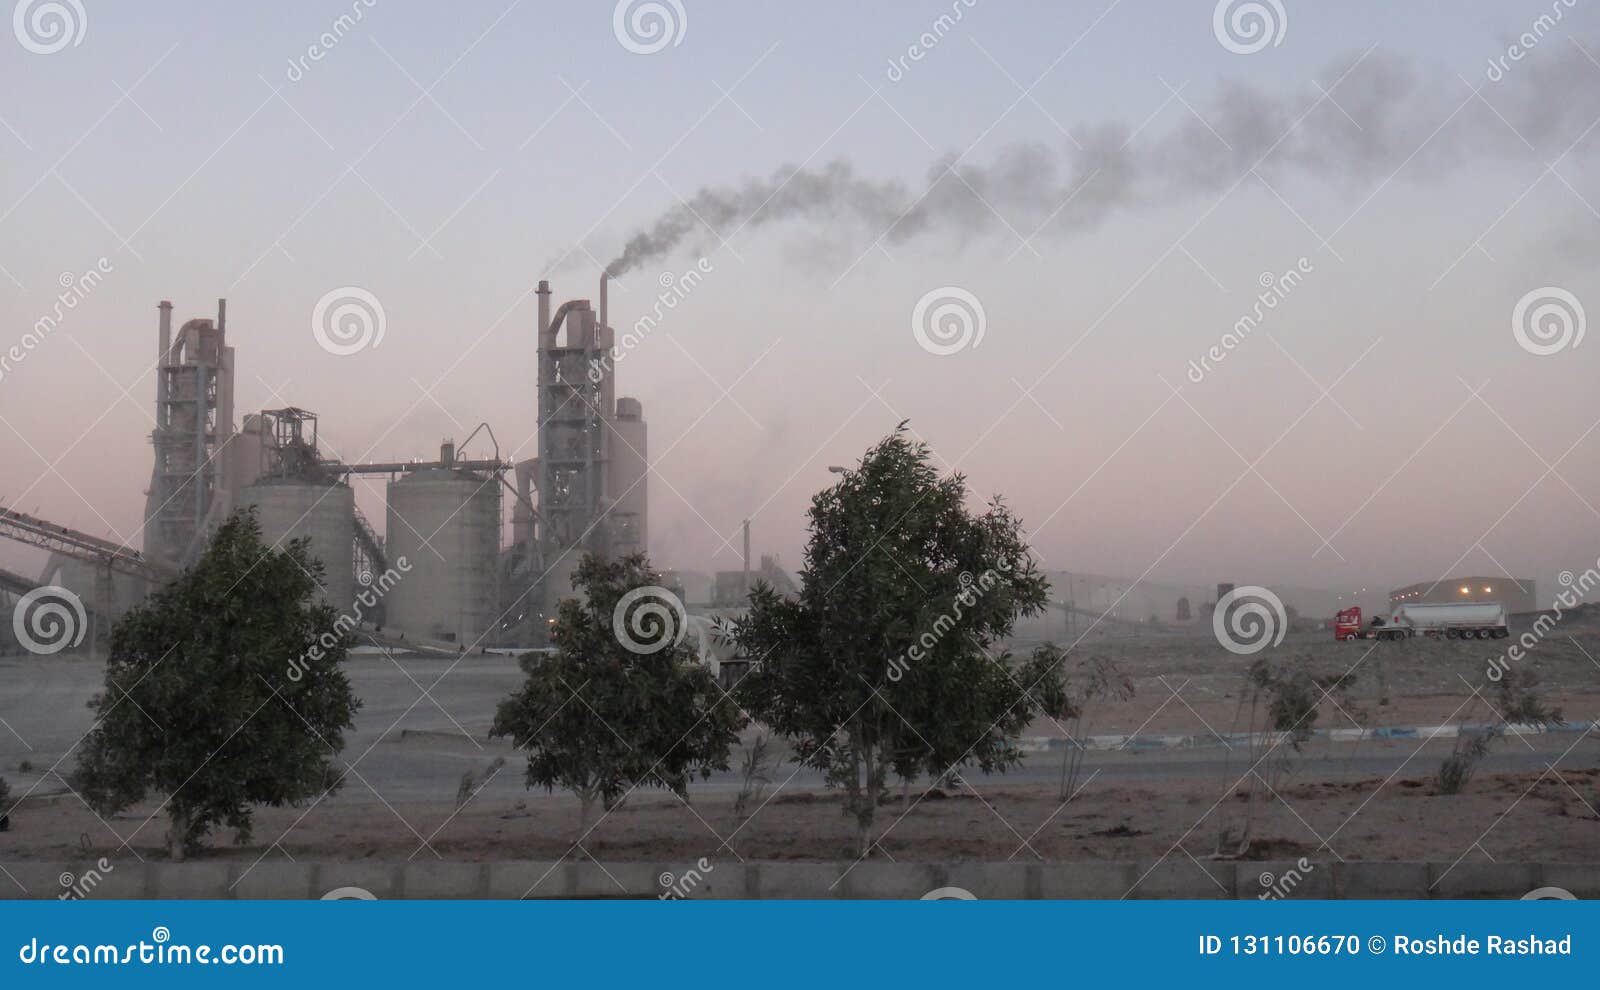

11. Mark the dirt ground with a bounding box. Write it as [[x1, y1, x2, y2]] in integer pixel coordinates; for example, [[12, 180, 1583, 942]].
[[4, 617, 1596, 868], [5, 749, 1598, 866], [1017, 622, 1600, 739]]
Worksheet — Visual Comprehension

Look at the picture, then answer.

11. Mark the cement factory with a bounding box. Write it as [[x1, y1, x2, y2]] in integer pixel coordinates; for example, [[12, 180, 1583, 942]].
[[0, 274, 655, 652], [0, 271, 1549, 656]]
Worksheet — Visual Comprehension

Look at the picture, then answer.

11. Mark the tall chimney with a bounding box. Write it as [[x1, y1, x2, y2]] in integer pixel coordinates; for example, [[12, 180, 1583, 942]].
[[216, 298, 227, 334], [157, 300, 173, 412], [157, 300, 173, 364], [742, 519, 751, 595], [536, 279, 551, 348], [599, 271, 609, 329]]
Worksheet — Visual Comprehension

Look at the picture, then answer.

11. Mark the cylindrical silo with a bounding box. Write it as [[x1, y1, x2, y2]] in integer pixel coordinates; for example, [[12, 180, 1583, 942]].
[[385, 467, 500, 646], [607, 396, 647, 558], [239, 481, 355, 612]]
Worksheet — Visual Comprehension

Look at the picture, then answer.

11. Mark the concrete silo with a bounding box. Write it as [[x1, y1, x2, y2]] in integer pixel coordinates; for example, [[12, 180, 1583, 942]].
[[607, 396, 648, 559], [385, 449, 501, 646], [238, 480, 356, 612]]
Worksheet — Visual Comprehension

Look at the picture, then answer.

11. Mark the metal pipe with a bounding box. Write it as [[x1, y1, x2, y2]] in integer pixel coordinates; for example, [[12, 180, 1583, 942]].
[[158, 300, 173, 363], [156, 301, 173, 412], [536, 280, 551, 346], [545, 300, 585, 342]]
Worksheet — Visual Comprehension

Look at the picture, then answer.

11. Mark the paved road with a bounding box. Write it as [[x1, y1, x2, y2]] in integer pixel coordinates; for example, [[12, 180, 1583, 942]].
[[1, 654, 1590, 805]]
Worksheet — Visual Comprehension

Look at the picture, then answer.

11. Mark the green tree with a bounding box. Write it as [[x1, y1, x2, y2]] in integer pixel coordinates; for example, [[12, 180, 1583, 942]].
[[1437, 669, 1562, 794], [76, 509, 360, 861], [492, 553, 743, 831], [733, 425, 1063, 857]]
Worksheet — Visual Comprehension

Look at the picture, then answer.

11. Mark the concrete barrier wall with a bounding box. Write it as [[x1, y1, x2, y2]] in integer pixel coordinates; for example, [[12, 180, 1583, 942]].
[[5, 861, 1597, 900]]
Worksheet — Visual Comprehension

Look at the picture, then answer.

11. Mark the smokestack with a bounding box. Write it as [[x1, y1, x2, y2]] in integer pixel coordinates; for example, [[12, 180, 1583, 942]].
[[742, 519, 751, 594], [157, 300, 172, 363], [599, 272, 609, 329], [157, 301, 172, 408], [216, 298, 226, 334], [536, 279, 551, 348]]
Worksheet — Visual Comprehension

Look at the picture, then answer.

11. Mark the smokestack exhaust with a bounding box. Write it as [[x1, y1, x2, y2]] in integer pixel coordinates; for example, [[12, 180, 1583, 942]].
[[536, 279, 551, 348]]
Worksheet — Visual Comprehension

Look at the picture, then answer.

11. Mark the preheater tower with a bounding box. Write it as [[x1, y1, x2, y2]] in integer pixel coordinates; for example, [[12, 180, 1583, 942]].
[[144, 300, 235, 569], [532, 275, 648, 618]]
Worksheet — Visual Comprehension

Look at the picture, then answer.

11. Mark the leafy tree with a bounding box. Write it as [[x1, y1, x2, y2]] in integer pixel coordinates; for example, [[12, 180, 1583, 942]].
[[1056, 655, 1135, 801], [733, 425, 1064, 857], [1437, 670, 1562, 794], [1215, 658, 1360, 857], [492, 553, 743, 831], [0, 773, 11, 831], [76, 509, 360, 861]]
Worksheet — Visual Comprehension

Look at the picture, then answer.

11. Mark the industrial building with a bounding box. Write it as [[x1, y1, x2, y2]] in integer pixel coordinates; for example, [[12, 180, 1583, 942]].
[[1389, 577, 1538, 615], [1, 274, 652, 653]]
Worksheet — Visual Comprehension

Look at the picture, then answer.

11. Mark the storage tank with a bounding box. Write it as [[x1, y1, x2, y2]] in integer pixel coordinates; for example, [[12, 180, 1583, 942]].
[[1392, 601, 1508, 635], [385, 463, 500, 646], [238, 480, 355, 612], [231, 413, 265, 492], [607, 396, 648, 557]]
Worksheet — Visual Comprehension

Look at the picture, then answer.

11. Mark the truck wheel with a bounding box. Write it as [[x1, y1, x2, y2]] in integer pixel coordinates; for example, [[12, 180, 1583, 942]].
[[1445, 629, 1459, 639]]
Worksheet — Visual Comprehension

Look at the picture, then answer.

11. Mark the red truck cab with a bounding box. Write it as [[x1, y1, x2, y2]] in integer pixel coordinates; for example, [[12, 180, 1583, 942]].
[[1335, 606, 1368, 642]]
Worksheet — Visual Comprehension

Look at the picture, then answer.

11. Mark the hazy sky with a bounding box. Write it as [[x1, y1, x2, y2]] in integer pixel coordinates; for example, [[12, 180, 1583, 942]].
[[1, 0, 1597, 609]]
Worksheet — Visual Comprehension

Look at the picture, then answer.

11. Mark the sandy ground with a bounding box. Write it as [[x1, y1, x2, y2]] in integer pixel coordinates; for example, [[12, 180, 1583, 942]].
[[1017, 623, 1600, 739], [4, 739, 1598, 866], [3, 618, 1597, 866]]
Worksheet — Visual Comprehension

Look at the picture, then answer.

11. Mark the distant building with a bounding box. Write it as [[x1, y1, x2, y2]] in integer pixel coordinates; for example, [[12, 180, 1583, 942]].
[[1389, 576, 1537, 615], [713, 555, 799, 607]]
